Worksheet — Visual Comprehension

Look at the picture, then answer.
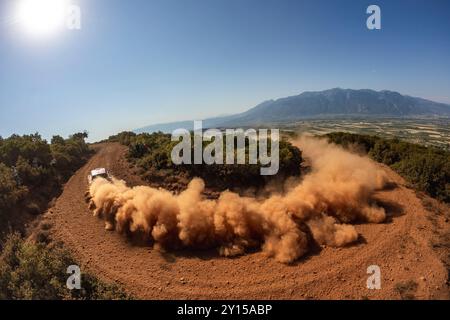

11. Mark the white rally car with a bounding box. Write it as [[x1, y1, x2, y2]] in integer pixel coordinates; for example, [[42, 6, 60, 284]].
[[88, 168, 111, 184]]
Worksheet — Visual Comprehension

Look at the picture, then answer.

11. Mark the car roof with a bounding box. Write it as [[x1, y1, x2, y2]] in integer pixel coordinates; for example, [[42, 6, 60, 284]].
[[91, 168, 107, 176]]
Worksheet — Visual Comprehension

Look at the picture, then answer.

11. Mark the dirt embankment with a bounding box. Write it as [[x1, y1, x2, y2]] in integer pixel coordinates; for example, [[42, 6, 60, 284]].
[[45, 142, 449, 299]]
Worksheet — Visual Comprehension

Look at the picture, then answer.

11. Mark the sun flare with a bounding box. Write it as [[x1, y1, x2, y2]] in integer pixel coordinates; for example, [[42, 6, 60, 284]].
[[16, 0, 68, 37]]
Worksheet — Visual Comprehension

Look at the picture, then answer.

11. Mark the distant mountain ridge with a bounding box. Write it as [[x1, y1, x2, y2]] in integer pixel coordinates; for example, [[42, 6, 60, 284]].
[[135, 88, 450, 133]]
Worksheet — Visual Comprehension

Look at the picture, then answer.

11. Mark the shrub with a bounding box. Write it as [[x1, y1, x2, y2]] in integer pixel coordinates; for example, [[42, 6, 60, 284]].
[[0, 164, 27, 211], [114, 132, 303, 190], [108, 131, 137, 146], [0, 233, 130, 300], [0, 132, 93, 232]]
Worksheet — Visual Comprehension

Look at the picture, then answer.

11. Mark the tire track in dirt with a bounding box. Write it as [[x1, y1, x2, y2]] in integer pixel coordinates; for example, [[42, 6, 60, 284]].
[[46, 142, 449, 299]]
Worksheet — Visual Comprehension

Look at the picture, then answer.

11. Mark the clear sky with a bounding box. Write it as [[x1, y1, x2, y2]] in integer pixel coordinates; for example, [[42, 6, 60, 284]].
[[0, 0, 449, 141]]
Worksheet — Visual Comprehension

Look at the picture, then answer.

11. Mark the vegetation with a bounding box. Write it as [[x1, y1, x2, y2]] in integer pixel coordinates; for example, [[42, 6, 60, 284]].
[[395, 280, 418, 300], [0, 132, 130, 300], [0, 232, 130, 300], [0, 132, 92, 233], [326, 132, 450, 202], [282, 118, 450, 150], [109, 131, 303, 190]]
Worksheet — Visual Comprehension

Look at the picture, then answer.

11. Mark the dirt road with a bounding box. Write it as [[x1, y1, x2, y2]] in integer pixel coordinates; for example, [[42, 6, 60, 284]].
[[46, 143, 449, 299]]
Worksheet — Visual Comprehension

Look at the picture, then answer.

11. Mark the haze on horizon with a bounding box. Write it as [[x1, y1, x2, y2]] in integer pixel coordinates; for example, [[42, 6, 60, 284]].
[[0, 0, 449, 142]]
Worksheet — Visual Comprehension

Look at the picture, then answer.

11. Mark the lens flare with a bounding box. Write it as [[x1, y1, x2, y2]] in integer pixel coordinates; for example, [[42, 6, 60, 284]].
[[16, 0, 67, 37]]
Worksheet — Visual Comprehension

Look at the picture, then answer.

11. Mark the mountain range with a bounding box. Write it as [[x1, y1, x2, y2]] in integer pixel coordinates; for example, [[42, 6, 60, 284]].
[[135, 88, 450, 133]]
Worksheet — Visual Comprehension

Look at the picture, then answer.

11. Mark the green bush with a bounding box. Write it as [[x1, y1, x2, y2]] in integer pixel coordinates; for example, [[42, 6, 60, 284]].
[[0, 133, 52, 168], [0, 233, 130, 300], [113, 131, 303, 190], [0, 132, 93, 231], [0, 164, 27, 211], [108, 131, 137, 146]]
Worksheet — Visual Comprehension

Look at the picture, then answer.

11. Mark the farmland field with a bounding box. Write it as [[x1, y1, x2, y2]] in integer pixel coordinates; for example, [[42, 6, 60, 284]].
[[278, 118, 450, 149]]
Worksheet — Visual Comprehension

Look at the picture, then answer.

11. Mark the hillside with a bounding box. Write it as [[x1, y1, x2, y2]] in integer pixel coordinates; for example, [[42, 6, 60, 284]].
[[136, 89, 450, 133]]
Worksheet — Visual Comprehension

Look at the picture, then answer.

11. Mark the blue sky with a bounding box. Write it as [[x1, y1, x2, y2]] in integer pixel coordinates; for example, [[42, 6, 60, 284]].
[[0, 0, 449, 141]]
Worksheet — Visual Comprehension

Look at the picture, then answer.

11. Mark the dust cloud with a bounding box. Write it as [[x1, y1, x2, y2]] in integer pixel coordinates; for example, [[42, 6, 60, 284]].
[[87, 136, 388, 263]]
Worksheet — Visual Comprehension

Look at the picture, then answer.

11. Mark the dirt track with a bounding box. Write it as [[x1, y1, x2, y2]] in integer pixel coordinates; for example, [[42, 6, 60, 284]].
[[46, 142, 449, 299]]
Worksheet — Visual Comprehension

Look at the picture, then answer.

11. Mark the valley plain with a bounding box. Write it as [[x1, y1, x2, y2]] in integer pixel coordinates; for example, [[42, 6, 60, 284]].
[[278, 118, 450, 149]]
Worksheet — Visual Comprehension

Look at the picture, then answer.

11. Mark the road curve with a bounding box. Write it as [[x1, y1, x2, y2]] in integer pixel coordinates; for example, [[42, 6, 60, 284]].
[[46, 142, 449, 299]]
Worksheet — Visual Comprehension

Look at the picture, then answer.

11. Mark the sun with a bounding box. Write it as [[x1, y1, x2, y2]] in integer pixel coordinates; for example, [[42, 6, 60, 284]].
[[16, 0, 68, 37]]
